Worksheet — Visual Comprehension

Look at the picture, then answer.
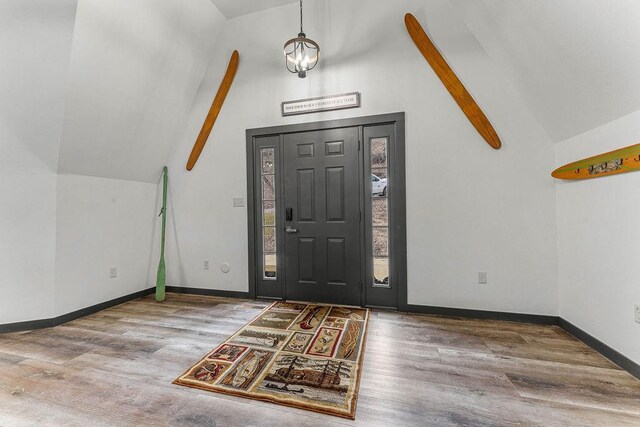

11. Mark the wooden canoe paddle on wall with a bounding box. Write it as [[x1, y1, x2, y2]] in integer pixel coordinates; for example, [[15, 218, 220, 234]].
[[404, 13, 501, 150], [155, 166, 168, 302], [552, 143, 640, 180], [186, 50, 239, 171]]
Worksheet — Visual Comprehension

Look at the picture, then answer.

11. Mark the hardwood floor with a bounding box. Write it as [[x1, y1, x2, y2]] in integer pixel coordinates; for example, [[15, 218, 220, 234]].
[[1, 293, 639, 426]]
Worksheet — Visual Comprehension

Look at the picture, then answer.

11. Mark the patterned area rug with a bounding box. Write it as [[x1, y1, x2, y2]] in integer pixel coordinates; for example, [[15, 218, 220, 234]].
[[174, 301, 370, 419]]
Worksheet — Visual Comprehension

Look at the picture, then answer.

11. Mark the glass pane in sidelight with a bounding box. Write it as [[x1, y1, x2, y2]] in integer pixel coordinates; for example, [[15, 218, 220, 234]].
[[264, 254, 277, 279], [260, 146, 277, 281], [261, 148, 275, 174], [373, 227, 389, 257], [262, 174, 275, 201], [371, 168, 388, 197], [371, 168, 387, 179], [372, 197, 388, 226], [263, 227, 276, 253], [263, 201, 276, 226], [370, 137, 391, 288], [371, 138, 388, 169], [373, 257, 390, 287]]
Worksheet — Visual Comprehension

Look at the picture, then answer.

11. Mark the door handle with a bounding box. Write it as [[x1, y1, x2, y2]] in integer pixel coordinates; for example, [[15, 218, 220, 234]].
[[286, 226, 298, 234]]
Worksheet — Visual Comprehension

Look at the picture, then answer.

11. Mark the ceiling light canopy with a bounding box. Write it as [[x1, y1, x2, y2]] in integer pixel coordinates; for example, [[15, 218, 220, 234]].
[[284, 0, 319, 78]]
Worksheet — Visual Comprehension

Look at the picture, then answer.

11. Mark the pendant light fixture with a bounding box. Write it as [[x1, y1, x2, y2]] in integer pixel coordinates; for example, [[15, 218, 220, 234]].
[[284, 0, 319, 78]]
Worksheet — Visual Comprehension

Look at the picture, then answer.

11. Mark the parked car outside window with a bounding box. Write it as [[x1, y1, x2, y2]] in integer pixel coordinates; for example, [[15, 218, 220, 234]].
[[371, 173, 387, 196]]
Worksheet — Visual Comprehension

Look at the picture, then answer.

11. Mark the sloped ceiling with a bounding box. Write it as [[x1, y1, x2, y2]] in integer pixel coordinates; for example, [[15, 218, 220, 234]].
[[454, 0, 640, 143], [210, 0, 297, 19], [58, 0, 226, 182], [50, 0, 640, 182], [0, 0, 78, 172]]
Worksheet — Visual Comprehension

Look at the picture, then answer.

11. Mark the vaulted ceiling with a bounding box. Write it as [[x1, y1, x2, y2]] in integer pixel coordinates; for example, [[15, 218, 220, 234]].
[[8, 0, 640, 183], [455, 0, 640, 142], [0, 0, 78, 172], [210, 0, 297, 19], [57, 0, 226, 182]]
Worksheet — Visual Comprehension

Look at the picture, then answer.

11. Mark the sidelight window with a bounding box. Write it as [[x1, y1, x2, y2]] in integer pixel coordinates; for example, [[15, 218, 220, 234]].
[[370, 137, 390, 287], [261, 148, 277, 279]]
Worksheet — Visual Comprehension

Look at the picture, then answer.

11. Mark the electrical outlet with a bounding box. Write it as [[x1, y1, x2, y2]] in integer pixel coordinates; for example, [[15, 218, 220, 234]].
[[478, 272, 487, 284], [233, 198, 245, 208], [635, 304, 640, 324], [109, 267, 117, 278], [204, 261, 210, 271]]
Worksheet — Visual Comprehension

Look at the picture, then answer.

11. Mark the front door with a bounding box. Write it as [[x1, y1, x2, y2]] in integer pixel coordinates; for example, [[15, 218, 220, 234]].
[[283, 127, 362, 305]]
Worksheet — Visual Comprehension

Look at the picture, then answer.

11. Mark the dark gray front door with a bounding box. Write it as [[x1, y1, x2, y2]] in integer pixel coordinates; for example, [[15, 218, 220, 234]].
[[283, 127, 361, 305]]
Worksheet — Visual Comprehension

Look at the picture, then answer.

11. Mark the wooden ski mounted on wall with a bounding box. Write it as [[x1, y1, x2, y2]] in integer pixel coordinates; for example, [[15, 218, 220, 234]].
[[552, 143, 640, 180], [404, 13, 502, 150], [186, 50, 239, 171]]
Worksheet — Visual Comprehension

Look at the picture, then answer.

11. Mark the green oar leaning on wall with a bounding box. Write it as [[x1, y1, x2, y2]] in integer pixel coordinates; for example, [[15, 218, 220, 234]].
[[156, 166, 168, 302]]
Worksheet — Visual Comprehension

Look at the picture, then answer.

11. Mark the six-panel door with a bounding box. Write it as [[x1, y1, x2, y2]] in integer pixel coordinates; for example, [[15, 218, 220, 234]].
[[283, 127, 362, 306]]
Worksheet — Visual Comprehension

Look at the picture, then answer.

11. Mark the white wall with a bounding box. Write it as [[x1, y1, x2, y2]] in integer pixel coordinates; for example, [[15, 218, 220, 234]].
[[0, 0, 223, 324], [165, 0, 559, 315], [453, 0, 640, 143], [54, 174, 161, 316], [58, 0, 226, 183], [556, 109, 640, 365], [0, 0, 78, 324], [50, 0, 225, 317], [2, 0, 637, 372], [49, 0, 226, 318]]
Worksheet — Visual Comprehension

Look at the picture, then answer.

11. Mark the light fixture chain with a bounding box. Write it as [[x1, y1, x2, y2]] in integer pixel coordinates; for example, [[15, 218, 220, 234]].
[[300, 0, 303, 33]]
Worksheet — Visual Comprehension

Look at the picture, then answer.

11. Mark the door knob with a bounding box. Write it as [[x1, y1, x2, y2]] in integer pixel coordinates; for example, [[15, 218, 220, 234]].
[[286, 226, 298, 234]]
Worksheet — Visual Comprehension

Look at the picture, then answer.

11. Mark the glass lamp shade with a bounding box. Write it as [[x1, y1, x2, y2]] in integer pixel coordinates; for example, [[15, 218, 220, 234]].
[[284, 32, 319, 78]]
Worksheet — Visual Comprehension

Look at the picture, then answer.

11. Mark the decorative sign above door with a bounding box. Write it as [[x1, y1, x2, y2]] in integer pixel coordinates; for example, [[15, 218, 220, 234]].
[[281, 92, 361, 116]]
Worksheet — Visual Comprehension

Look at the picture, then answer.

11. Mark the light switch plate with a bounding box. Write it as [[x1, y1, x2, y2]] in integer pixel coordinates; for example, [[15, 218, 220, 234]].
[[109, 267, 117, 278], [478, 272, 487, 284], [635, 304, 640, 324], [233, 198, 245, 207]]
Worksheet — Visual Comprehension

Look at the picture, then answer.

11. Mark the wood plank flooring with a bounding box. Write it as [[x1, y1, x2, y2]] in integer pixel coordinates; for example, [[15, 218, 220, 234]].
[[1, 293, 639, 426]]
